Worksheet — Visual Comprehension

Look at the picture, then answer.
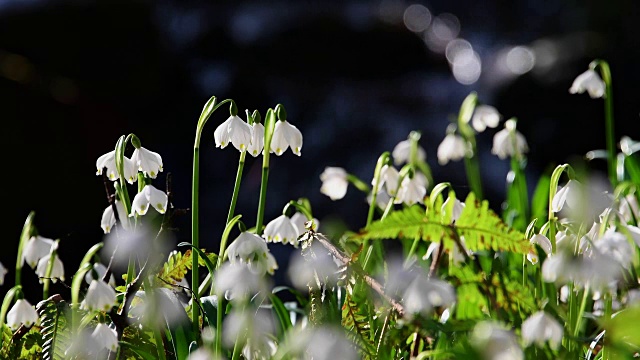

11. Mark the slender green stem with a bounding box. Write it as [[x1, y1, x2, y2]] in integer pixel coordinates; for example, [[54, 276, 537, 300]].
[[15, 211, 35, 287], [227, 152, 246, 224], [255, 166, 270, 235], [573, 284, 590, 338], [463, 149, 483, 200], [42, 240, 60, 299], [367, 152, 390, 227], [593, 60, 616, 188], [457, 92, 483, 199]]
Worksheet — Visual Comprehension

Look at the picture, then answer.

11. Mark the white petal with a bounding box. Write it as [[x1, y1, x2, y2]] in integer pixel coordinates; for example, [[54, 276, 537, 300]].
[[228, 116, 253, 152], [270, 121, 290, 155], [92, 323, 119, 352], [392, 139, 426, 166], [7, 299, 39, 330], [248, 123, 265, 157], [133, 147, 163, 178], [123, 156, 138, 184], [283, 121, 303, 156], [214, 117, 233, 148], [22, 236, 54, 269], [101, 205, 116, 234], [36, 254, 65, 283], [146, 185, 169, 214], [321, 177, 348, 200], [96, 151, 118, 180], [0, 262, 7, 286], [130, 190, 150, 216]]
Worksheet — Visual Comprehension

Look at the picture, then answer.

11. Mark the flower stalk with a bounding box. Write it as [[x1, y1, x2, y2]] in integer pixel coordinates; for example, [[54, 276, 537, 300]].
[[457, 92, 483, 200], [255, 108, 277, 235], [590, 59, 616, 188]]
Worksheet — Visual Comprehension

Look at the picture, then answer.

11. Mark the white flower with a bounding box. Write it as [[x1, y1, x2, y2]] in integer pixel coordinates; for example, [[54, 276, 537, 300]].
[[289, 326, 358, 360], [374, 164, 400, 196], [222, 310, 274, 355], [437, 133, 468, 165], [36, 254, 65, 283], [226, 232, 278, 275], [263, 214, 300, 246], [131, 146, 163, 178], [471, 321, 523, 360], [130, 185, 169, 216], [22, 235, 55, 269], [594, 229, 634, 269], [394, 174, 427, 205], [423, 238, 471, 266], [187, 348, 221, 360], [287, 241, 339, 291], [6, 299, 39, 330], [402, 276, 456, 318], [392, 139, 426, 166], [320, 167, 349, 200], [442, 195, 465, 223], [214, 262, 270, 301], [367, 189, 391, 209], [491, 119, 528, 160], [247, 122, 265, 157], [521, 311, 564, 349], [527, 234, 552, 265], [81, 279, 118, 312], [569, 69, 605, 99], [270, 120, 303, 156], [290, 212, 319, 237], [91, 323, 119, 352], [471, 105, 501, 133], [100, 200, 128, 234], [84, 263, 116, 287], [214, 115, 252, 151], [95, 150, 138, 184], [551, 180, 582, 213], [0, 261, 7, 286]]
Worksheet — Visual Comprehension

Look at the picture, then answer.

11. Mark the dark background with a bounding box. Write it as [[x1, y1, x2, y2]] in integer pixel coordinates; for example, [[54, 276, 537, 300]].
[[1, 0, 637, 300]]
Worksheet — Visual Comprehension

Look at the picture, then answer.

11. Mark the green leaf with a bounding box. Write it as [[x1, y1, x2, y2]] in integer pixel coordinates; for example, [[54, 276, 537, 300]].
[[35, 296, 71, 360], [269, 293, 292, 340]]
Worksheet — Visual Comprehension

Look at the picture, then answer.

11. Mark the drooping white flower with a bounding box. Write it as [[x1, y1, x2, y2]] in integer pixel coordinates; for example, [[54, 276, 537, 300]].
[[222, 309, 275, 356], [367, 188, 391, 210], [263, 214, 300, 246], [22, 235, 55, 269], [320, 167, 349, 200], [551, 180, 582, 213], [226, 232, 278, 275], [290, 212, 319, 237], [84, 263, 116, 287], [423, 238, 471, 266], [402, 275, 456, 318], [6, 299, 39, 330], [394, 174, 427, 205], [437, 133, 468, 165], [521, 311, 564, 349], [441, 195, 465, 223], [288, 241, 339, 291], [36, 254, 65, 283], [247, 122, 265, 157], [594, 229, 634, 269], [289, 325, 359, 360], [471, 321, 523, 360], [527, 234, 552, 265], [0, 261, 7, 286], [131, 146, 163, 179], [187, 348, 222, 360], [91, 323, 119, 352], [392, 139, 426, 166], [270, 120, 303, 156], [214, 115, 252, 151], [471, 105, 501, 133], [491, 119, 528, 160], [100, 200, 128, 234], [569, 69, 605, 99], [130, 185, 169, 216], [374, 164, 400, 196], [81, 279, 118, 312], [214, 262, 270, 301], [95, 150, 138, 184]]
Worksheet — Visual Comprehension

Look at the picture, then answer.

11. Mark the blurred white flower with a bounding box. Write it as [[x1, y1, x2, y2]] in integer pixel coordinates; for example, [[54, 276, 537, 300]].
[[392, 139, 426, 166], [6, 299, 39, 330], [263, 214, 299, 246], [527, 234, 552, 265], [84, 263, 116, 287], [0, 261, 7, 286], [287, 241, 339, 291], [394, 174, 427, 205], [374, 164, 400, 196], [471, 321, 523, 360], [271, 120, 303, 156], [131, 146, 163, 179], [618, 194, 640, 223], [491, 119, 528, 160], [91, 323, 119, 352], [289, 325, 358, 360], [290, 212, 319, 237], [95, 150, 137, 184], [442, 195, 465, 223], [423, 239, 470, 266], [81, 279, 117, 312], [247, 122, 265, 157], [320, 167, 349, 200], [129, 288, 190, 329], [214, 262, 270, 301], [100, 200, 128, 234], [551, 180, 582, 213], [130, 185, 169, 216], [521, 311, 563, 349], [103, 225, 173, 272], [471, 105, 501, 133], [569, 69, 605, 99], [402, 275, 456, 318], [187, 348, 224, 360], [437, 133, 468, 165], [226, 232, 278, 275], [36, 254, 65, 283], [22, 235, 55, 269], [222, 309, 275, 355], [214, 115, 252, 151], [367, 188, 391, 209], [594, 229, 634, 269]]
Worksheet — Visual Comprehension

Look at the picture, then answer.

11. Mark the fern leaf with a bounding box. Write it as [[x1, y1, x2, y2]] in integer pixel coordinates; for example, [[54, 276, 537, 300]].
[[156, 250, 193, 287], [36, 296, 71, 360], [342, 293, 376, 359]]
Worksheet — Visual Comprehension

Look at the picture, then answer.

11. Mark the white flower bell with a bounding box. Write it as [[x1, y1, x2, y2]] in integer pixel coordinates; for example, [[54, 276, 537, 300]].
[[374, 164, 400, 196], [247, 122, 265, 157], [214, 115, 253, 151], [36, 254, 65, 283], [491, 119, 529, 160], [22, 235, 55, 269], [214, 262, 270, 301], [551, 180, 582, 213], [291, 212, 319, 237], [527, 234, 552, 265], [81, 279, 118, 312], [470, 105, 501, 133], [271, 120, 303, 156], [402, 275, 456, 318], [320, 167, 349, 200], [130, 185, 169, 216], [437, 133, 468, 165], [6, 299, 39, 330], [131, 146, 163, 179], [471, 321, 523, 360], [95, 150, 137, 184], [226, 232, 278, 275], [0, 261, 7, 286], [394, 174, 427, 206], [100, 200, 128, 234], [569, 69, 605, 99], [521, 311, 563, 349], [84, 263, 116, 287], [91, 323, 119, 352], [392, 139, 426, 166], [263, 214, 299, 246]]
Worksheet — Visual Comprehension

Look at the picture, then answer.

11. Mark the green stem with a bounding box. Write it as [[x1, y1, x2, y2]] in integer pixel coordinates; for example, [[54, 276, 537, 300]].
[[255, 109, 277, 236], [227, 152, 246, 224], [15, 211, 35, 287], [42, 240, 60, 300], [573, 284, 590, 338], [463, 149, 483, 200], [143, 278, 167, 360], [366, 152, 390, 227], [594, 60, 616, 188]]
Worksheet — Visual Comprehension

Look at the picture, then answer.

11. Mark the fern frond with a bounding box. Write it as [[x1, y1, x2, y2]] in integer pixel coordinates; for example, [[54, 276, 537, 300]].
[[35, 296, 71, 360], [342, 292, 376, 359]]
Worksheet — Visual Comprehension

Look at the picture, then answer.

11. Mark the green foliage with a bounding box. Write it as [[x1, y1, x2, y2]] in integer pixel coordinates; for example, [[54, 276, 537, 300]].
[[35, 297, 71, 360], [155, 249, 216, 288], [342, 283, 377, 359]]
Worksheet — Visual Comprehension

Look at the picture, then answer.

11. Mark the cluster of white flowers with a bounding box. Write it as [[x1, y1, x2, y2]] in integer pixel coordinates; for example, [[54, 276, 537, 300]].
[[22, 235, 65, 284], [262, 212, 319, 247]]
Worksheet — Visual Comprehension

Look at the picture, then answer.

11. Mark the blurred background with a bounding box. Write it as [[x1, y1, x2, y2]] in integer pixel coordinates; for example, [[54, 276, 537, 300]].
[[1, 0, 638, 299]]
